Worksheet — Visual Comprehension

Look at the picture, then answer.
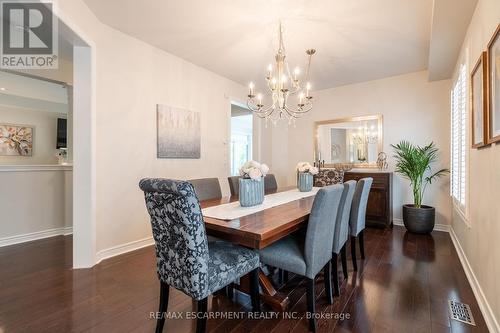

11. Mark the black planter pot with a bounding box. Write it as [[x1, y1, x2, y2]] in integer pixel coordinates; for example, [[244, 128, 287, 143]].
[[402, 204, 435, 234]]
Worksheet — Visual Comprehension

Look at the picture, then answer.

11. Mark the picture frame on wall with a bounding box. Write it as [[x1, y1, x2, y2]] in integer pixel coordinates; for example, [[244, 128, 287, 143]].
[[0, 123, 34, 156], [471, 52, 488, 148], [156, 104, 201, 159], [487, 23, 500, 143]]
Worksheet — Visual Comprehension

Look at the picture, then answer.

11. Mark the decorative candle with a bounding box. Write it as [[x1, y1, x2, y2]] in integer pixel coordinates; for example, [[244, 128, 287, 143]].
[[306, 82, 311, 97], [267, 64, 273, 78], [257, 93, 263, 105], [249, 82, 254, 96], [294, 67, 300, 81]]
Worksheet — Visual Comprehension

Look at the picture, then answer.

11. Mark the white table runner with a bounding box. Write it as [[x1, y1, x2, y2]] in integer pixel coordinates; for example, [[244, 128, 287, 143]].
[[202, 187, 320, 221]]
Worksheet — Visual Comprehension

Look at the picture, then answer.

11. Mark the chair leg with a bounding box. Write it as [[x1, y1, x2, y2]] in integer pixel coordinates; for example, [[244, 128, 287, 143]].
[[306, 278, 317, 333], [196, 297, 208, 333], [278, 269, 289, 285], [359, 230, 365, 259], [249, 268, 261, 312], [226, 284, 234, 299], [350, 236, 358, 271], [332, 254, 340, 296], [341, 245, 348, 280], [155, 282, 169, 333], [323, 261, 333, 304]]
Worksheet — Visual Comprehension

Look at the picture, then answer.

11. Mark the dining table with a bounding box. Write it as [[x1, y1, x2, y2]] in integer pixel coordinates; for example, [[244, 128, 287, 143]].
[[200, 186, 319, 311]]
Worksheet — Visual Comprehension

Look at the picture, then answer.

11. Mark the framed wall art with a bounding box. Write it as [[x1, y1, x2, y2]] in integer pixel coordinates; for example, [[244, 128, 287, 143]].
[[156, 104, 200, 159], [0, 123, 34, 156], [471, 52, 488, 148], [487, 23, 500, 143]]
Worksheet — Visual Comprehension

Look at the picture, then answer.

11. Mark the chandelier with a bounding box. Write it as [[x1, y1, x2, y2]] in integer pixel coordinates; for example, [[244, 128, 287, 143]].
[[247, 23, 316, 123]]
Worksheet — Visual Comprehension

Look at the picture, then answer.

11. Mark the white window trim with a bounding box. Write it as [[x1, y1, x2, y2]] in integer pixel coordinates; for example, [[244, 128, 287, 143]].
[[450, 58, 471, 227]]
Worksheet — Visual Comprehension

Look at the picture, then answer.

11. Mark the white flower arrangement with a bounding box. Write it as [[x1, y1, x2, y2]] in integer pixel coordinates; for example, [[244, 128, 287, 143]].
[[296, 162, 319, 175], [239, 160, 270, 181]]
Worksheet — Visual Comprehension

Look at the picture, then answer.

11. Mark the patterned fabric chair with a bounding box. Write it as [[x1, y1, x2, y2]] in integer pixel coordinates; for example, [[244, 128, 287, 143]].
[[313, 168, 345, 187], [349, 178, 373, 271], [139, 178, 261, 333], [189, 178, 222, 201], [228, 174, 278, 197], [331, 180, 356, 296], [258, 185, 344, 332]]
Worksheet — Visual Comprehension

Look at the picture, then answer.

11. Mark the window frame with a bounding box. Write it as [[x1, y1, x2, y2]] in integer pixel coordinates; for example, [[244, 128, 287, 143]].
[[450, 63, 470, 223]]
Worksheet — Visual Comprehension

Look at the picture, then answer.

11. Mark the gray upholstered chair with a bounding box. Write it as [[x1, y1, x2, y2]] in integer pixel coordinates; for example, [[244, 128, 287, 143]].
[[331, 180, 357, 296], [228, 174, 278, 197], [189, 178, 222, 201], [264, 174, 278, 192], [227, 176, 239, 197], [139, 178, 261, 333], [349, 177, 373, 271], [258, 185, 344, 332]]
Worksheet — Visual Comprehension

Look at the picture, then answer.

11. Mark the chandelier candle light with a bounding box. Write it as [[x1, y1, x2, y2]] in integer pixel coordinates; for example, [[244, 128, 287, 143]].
[[247, 22, 316, 123]]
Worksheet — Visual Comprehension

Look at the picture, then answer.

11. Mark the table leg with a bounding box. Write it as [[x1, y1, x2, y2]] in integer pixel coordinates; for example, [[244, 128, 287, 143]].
[[237, 268, 290, 311]]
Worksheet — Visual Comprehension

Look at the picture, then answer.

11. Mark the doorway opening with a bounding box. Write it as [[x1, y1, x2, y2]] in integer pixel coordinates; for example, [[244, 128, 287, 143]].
[[230, 103, 253, 176]]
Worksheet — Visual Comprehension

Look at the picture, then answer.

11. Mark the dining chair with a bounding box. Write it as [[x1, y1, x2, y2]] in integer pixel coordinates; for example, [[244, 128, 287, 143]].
[[227, 176, 239, 197], [228, 174, 278, 197], [264, 174, 278, 192], [258, 185, 344, 332], [139, 178, 261, 333], [349, 177, 373, 271], [331, 180, 356, 296], [189, 178, 222, 201]]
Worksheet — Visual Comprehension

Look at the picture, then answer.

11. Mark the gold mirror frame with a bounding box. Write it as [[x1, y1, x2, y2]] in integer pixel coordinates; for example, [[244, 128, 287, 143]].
[[314, 114, 383, 169]]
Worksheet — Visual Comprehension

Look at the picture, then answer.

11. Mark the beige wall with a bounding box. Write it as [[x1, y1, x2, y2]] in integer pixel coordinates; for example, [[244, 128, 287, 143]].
[[451, 0, 500, 330], [0, 106, 66, 165], [266, 70, 452, 226], [0, 167, 72, 242], [55, 0, 248, 254]]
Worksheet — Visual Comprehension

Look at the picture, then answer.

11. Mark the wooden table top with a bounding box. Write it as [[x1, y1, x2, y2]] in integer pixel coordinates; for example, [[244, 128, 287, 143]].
[[201, 187, 316, 249]]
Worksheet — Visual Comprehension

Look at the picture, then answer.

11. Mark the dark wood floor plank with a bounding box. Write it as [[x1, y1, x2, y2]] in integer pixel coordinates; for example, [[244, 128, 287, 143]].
[[0, 226, 488, 333]]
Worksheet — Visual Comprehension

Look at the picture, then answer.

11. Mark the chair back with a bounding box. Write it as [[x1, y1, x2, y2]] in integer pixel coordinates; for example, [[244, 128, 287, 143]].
[[349, 177, 373, 236], [332, 180, 357, 254], [139, 178, 209, 300], [264, 174, 278, 192], [304, 184, 344, 278], [189, 178, 222, 201], [227, 176, 239, 196]]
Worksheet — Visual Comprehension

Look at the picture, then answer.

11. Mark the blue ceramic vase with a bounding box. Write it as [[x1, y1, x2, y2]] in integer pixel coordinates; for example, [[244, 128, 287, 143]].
[[239, 178, 265, 207], [297, 172, 313, 192]]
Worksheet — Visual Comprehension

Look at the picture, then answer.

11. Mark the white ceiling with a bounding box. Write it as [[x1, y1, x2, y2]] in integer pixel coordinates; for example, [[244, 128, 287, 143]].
[[83, 0, 475, 90]]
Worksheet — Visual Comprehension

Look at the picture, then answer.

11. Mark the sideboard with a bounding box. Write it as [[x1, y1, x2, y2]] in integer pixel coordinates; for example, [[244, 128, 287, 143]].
[[343, 171, 393, 228]]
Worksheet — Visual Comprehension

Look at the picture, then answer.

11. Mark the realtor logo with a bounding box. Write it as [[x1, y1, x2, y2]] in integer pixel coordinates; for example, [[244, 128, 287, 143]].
[[1, 0, 58, 69]]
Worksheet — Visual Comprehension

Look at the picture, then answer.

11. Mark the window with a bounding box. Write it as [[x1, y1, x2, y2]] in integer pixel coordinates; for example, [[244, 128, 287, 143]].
[[230, 111, 252, 176], [451, 64, 467, 212]]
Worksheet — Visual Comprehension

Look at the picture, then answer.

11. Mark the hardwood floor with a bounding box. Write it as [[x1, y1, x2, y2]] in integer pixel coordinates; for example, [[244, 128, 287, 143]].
[[0, 226, 488, 333]]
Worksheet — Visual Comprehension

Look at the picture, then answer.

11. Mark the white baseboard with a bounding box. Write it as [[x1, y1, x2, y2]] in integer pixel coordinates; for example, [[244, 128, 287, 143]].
[[392, 218, 450, 232], [0, 226, 73, 247], [450, 227, 500, 333], [95, 236, 155, 264]]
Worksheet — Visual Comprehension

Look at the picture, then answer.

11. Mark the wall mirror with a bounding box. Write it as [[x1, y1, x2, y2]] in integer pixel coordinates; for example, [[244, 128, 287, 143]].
[[314, 115, 383, 168]]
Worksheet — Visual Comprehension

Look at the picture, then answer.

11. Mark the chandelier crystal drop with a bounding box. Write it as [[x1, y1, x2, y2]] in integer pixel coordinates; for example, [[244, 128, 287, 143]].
[[247, 22, 316, 124]]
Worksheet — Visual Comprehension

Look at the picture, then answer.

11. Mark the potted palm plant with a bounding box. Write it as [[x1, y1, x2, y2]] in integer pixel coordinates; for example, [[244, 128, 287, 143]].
[[391, 141, 449, 234]]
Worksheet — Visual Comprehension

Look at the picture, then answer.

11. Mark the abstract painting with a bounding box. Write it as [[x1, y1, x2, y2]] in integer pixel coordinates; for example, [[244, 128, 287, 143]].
[[0, 124, 33, 156], [157, 104, 200, 158], [488, 24, 500, 143]]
